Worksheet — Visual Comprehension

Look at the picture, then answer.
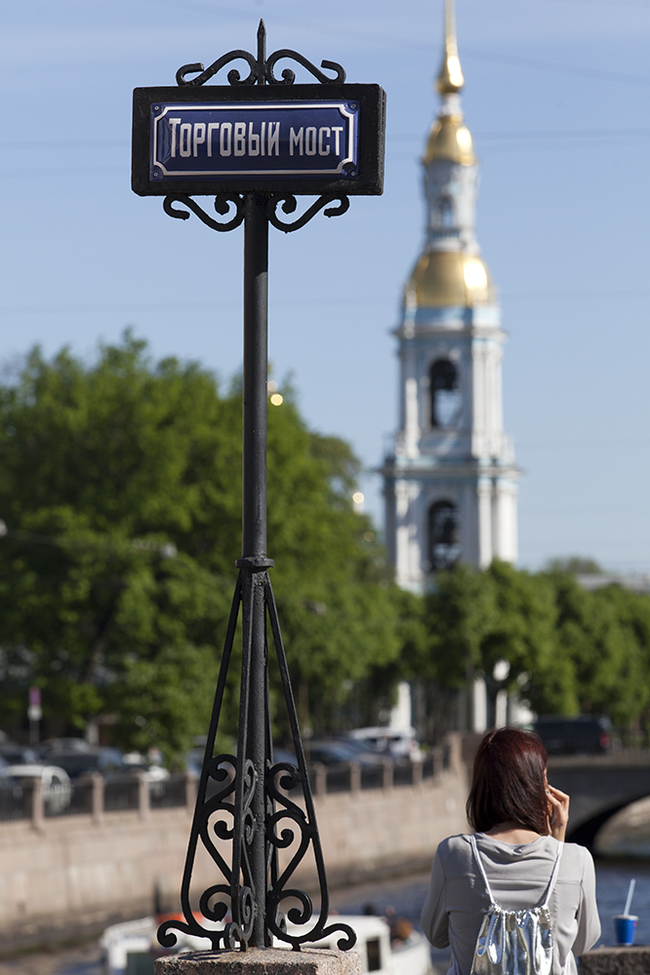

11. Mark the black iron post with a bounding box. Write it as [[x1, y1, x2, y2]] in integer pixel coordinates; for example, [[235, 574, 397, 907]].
[[241, 193, 269, 564], [239, 191, 271, 948], [148, 22, 384, 955]]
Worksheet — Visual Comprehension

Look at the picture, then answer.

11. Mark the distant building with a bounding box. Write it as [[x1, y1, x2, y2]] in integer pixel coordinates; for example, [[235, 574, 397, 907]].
[[576, 573, 650, 594], [382, 0, 519, 594], [382, 1, 526, 737]]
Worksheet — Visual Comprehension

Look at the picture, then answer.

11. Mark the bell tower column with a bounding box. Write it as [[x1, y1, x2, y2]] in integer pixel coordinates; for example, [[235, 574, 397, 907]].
[[382, 0, 520, 592]]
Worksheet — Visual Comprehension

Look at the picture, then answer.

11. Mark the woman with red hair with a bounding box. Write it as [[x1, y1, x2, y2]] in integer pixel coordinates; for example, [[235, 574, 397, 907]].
[[421, 727, 600, 974]]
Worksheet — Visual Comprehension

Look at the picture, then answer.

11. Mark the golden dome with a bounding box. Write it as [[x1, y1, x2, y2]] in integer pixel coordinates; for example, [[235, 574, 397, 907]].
[[405, 250, 496, 308], [424, 114, 476, 166]]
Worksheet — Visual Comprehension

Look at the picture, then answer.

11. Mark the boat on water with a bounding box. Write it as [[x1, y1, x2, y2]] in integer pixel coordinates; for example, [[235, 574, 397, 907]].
[[100, 913, 432, 975]]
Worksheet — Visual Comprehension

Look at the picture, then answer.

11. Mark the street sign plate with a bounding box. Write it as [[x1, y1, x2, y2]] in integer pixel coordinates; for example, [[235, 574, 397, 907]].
[[151, 101, 358, 180], [132, 84, 385, 196]]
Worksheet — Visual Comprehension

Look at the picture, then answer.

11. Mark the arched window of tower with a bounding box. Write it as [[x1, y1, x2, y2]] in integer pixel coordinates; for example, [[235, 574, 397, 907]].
[[438, 194, 454, 228], [428, 500, 460, 572], [430, 358, 462, 429]]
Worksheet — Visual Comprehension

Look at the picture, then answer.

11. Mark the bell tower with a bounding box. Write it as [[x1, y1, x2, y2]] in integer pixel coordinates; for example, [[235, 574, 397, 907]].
[[383, 0, 519, 592]]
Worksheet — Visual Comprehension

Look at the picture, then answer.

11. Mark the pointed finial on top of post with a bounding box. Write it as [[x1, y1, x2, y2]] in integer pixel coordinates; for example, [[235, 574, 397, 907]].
[[257, 19, 267, 82], [436, 0, 464, 94]]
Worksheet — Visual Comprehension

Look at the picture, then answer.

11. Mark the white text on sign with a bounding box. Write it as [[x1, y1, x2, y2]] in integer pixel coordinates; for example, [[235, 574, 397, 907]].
[[167, 120, 345, 159]]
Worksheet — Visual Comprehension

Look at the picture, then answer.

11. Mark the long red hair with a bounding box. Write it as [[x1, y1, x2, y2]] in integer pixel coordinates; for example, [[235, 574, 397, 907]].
[[466, 727, 549, 835]]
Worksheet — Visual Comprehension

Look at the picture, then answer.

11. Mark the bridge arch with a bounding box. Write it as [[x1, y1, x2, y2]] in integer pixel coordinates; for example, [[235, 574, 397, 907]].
[[547, 755, 650, 851]]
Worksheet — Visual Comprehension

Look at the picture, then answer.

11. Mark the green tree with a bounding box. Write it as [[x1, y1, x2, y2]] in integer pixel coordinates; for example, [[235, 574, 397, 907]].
[[415, 561, 559, 732], [0, 333, 405, 761], [542, 571, 650, 729], [412, 560, 650, 740], [422, 563, 497, 688], [544, 556, 603, 575], [405, 563, 497, 738], [602, 584, 650, 741], [482, 561, 563, 718], [266, 395, 404, 732]]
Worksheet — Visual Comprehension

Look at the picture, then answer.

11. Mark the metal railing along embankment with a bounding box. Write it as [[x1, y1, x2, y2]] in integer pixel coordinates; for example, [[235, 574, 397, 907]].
[[0, 748, 446, 828]]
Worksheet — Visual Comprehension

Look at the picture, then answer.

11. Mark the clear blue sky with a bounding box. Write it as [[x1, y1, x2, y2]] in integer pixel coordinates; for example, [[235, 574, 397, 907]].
[[1, 0, 649, 572]]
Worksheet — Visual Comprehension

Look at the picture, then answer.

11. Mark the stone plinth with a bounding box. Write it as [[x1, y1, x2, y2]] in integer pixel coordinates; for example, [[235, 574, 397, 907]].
[[155, 949, 362, 975], [579, 946, 650, 975]]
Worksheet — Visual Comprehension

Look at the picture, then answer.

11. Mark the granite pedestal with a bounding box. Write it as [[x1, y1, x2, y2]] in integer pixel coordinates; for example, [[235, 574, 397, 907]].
[[579, 946, 650, 975], [155, 948, 361, 975]]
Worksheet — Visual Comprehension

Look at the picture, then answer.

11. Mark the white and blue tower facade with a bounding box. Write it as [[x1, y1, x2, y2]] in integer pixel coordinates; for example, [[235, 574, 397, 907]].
[[383, 1, 519, 592]]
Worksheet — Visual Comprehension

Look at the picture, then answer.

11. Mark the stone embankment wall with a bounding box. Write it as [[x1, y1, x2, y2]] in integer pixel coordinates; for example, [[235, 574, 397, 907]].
[[0, 736, 470, 951]]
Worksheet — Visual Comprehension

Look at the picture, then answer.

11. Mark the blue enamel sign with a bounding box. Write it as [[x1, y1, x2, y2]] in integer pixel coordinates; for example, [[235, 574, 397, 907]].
[[151, 101, 358, 181], [132, 84, 385, 196]]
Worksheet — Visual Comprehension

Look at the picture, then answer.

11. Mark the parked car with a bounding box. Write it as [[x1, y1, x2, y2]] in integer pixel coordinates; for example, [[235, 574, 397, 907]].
[[33, 737, 94, 757], [332, 735, 396, 764], [270, 746, 298, 767], [33, 740, 126, 778], [0, 732, 35, 765], [305, 739, 386, 768], [533, 716, 612, 756], [0, 756, 24, 819], [3, 763, 72, 814], [121, 752, 170, 796], [346, 726, 424, 763], [0, 755, 19, 792]]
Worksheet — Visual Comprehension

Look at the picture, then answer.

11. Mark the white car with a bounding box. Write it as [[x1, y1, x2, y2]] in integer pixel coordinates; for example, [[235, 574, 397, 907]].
[[347, 727, 424, 763], [121, 752, 171, 797], [3, 763, 72, 814]]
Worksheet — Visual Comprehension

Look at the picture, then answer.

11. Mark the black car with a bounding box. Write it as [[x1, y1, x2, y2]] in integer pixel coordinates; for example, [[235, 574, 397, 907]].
[[533, 716, 612, 756], [33, 739, 126, 777], [0, 737, 36, 764], [304, 740, 386, 768]]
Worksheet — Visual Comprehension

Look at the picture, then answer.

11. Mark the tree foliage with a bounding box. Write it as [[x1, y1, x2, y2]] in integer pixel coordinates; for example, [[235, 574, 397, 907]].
[[415, 560, 650, 740], [0, 334, 405, 762], [542, 571, 650, 728], [544, 556, 603, 575], [3, 333, 648, 755]]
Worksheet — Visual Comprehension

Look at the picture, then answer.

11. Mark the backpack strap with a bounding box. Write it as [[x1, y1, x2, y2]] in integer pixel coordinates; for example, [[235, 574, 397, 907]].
[[540, 840, 563, 909], [446, 955, 462, 975], [469, 833, 496, 904], [469, 833, 563, 909]]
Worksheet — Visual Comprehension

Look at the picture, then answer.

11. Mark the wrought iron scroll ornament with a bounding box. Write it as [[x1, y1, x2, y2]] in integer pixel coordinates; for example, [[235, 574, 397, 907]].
[[162, 193, 349, 235], [162, 20, 350, 235], [175, 20, 346, 87], [266, 195, 350, 234], [163, 194, 246, 233], [157, 570, 356, 953]]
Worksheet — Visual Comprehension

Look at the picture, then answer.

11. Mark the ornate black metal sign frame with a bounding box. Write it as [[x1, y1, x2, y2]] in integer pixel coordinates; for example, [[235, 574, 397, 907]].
[[132, 84, 385, 197]]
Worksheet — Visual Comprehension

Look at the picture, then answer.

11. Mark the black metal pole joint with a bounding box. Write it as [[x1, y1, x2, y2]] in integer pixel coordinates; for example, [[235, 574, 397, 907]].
[[235, 556, 274, 570]]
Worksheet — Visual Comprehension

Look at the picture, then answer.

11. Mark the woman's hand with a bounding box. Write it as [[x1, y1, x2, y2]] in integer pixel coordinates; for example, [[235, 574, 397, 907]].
[[546, 784, 570, 842]]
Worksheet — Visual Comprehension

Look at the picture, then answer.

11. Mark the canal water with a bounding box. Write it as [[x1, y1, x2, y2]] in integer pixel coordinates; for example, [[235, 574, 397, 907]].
[[3, 857, 650, 974], [330, 857, 650, 970]]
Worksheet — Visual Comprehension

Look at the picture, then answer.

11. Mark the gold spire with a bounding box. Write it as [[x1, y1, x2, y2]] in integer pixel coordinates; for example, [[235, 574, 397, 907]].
[[436, 0, 464, 95], [426, 0, 474, 165]]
